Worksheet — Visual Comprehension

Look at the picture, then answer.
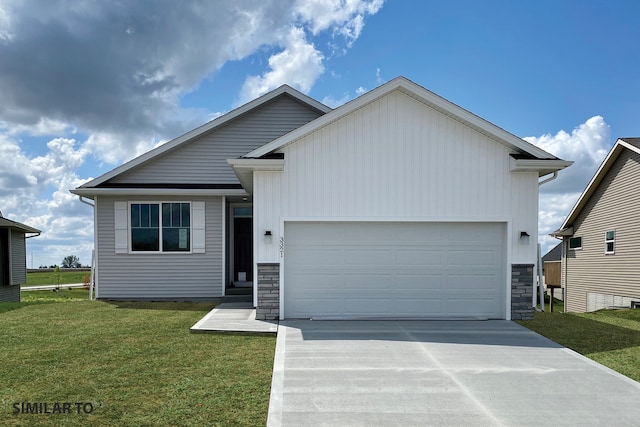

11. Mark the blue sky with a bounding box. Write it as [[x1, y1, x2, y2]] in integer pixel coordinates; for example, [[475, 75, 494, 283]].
[[0, 0, 638, 267]]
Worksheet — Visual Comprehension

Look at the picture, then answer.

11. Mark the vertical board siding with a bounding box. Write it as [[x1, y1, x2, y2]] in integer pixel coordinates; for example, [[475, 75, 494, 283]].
[[255, 90, 539, 264], [10, 230, 27, 285], [110, 95, 324, 184], [96, 196, 223, 299], [565, 149, 640, 312]]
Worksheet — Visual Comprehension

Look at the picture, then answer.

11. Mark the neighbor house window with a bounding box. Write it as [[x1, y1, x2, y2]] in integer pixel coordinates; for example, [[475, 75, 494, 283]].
[[130, 202, 190, 252], [568, 236, 582, 250], [605, 230, 615, 254]]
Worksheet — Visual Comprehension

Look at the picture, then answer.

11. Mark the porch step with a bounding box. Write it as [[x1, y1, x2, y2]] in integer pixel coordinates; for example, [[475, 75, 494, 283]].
[[226, 287, 252, 296], [222, 294, 253, 303]]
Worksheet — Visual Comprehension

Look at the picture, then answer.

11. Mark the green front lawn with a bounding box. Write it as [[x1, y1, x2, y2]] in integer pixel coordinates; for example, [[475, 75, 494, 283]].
[[1, 290, 276, 426], [517, 305, 640, 382]]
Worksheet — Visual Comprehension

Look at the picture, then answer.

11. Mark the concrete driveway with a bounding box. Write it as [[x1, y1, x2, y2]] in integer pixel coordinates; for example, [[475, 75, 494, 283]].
[[268, 320, 640, 426]]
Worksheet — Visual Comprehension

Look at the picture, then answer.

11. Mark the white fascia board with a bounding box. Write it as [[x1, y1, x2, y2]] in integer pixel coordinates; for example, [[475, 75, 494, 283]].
[[245, 76, 560, 160], [510, 158, 574, 175], [226, 158, 285, 171], [70, 188, 248, 199], [79, 86, 328, 188]]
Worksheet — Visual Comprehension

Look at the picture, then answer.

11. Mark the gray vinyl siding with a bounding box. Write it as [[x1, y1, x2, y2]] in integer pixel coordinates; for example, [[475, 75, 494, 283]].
[[565, 149, 640, 312], [109, 95, 324, 184], [95, 196, 223, 300], [0, 284, 19, 302], [10, 230, 27, 285]]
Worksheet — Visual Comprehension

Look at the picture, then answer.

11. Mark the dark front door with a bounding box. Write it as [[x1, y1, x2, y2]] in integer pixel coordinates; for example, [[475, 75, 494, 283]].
[[234, 218, 253, 282]]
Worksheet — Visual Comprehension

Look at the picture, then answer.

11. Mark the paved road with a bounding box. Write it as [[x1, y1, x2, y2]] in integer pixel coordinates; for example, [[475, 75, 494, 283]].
[[268, 320, 640, 427]]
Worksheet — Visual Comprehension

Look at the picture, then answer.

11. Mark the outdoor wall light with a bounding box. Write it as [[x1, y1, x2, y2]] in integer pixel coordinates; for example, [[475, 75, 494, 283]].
[[519, 231, 530, 245], [264, 230, 272, 244]]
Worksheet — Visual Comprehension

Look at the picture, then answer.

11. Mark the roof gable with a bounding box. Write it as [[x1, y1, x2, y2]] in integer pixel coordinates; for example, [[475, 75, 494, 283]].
[[0, 216, 41, 234], [244, 76, 562, 162], [78, 86, 331, 189], [554, 138, 640, 234]]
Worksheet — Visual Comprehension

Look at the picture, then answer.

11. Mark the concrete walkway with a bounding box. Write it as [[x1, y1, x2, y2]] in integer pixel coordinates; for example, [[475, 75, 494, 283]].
[[190, 302, 278, 333], [268, 319, 640, 427], [21, 283, 85, 291]]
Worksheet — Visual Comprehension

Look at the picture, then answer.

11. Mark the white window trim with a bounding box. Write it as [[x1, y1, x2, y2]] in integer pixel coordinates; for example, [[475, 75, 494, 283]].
[[605, 230, 615, 255], [568, 236, 582, 251], [127, 201, 195, 254]]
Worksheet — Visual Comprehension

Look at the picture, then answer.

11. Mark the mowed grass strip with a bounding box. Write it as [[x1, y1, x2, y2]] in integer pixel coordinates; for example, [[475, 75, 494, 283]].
[[0, 292, 276, 426], [25, 270, 89, 286], [517, 307, 640, 382]]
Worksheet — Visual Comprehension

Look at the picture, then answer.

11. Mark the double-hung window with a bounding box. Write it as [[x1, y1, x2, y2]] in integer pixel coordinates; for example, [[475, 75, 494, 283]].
[[130, 202, 191, 252], [605, 230, 615, 254]]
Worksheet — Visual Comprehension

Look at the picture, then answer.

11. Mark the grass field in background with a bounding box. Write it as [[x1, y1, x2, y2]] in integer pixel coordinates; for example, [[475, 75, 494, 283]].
[[1, 291, 275, 426], [24, 270, 89, 286]]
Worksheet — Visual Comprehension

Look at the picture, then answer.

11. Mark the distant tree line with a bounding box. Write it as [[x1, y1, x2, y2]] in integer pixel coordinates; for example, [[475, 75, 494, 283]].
[[38, 255, 89, 269]]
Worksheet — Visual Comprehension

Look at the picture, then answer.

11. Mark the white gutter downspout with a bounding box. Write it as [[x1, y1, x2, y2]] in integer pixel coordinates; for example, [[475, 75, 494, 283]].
[[78, 196, 96, 300], [535, 171, 559, 311]]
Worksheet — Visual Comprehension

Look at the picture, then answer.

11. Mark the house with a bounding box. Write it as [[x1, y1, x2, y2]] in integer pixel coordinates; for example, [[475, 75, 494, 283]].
[[552, 138, 640, 312], [71, 76, 572, 320], [0, 214, 41, 302]]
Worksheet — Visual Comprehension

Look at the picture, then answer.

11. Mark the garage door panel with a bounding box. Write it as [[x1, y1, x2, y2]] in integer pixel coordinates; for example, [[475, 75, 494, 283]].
[[344, 275, 394, 290], [284, 222, 506, 319], [395, 249, 444, 265]]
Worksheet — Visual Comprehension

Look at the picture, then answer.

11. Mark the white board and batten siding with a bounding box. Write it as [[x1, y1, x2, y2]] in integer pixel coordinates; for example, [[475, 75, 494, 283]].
[[96, 196, 223, 299], [109, 95, 324, 185], [254, 91, 539, 264]]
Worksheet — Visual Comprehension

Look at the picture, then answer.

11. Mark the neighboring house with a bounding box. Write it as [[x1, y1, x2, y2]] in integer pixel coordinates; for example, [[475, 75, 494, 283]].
[[542, 242, 562, 284], [0, 215, 41, 302], [542, 242, 562, 264], [552, 138, 640, 312], [72, 76, 572, 320]]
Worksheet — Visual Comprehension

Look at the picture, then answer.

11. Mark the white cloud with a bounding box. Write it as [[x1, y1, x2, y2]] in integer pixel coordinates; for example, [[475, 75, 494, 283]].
[[526, 115, 610, 194], [322, 93, 351, 108], [294, 0, 384, 45], [528, 116, 612, 255], [237, 0, 383, 103], [0, 134, 92, 267], [0, 0, 386, 268], [237, 27, 325, 105]]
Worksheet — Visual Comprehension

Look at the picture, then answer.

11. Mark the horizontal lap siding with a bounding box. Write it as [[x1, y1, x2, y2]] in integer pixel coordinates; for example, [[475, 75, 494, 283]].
[[565, 149, 640, 312], [0, 284, 19, 302], [96, 196, 222, 299], [110, 95, 324, 184], [10, 230, 27, 285]]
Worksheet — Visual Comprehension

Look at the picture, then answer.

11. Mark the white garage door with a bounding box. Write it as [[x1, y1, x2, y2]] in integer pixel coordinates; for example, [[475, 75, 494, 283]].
[[283, 222, 506, 319]]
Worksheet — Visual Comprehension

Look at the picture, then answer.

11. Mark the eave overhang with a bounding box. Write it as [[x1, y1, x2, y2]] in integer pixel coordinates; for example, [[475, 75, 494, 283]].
[[70, 187, 249, 200], [0, 217, 41, 235], [227, 158, 285, 194], [509, 158, 574, 177], [550, 227, 574, 238]]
